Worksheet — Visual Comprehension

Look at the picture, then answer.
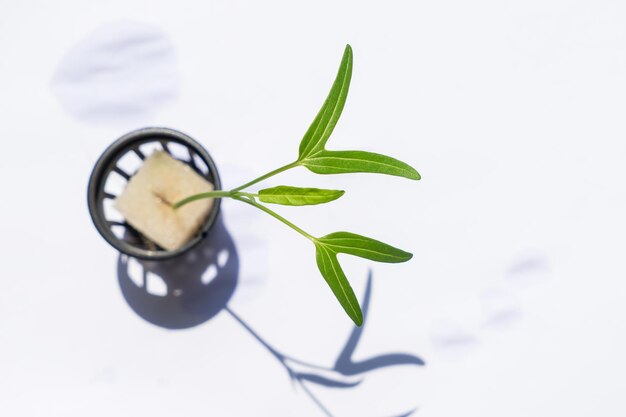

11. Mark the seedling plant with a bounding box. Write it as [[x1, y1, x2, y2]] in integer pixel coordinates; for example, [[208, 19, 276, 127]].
[[175, 45, 420, 326]]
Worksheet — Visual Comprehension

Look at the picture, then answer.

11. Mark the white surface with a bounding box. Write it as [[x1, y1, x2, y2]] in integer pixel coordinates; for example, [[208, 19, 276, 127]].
[[1, 1, 626, 416]]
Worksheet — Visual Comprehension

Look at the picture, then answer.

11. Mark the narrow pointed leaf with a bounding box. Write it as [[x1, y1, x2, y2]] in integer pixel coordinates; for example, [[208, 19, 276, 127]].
[[318, 232, 413, 263], [298, 45, 353, 160], [315, 244, 363, 326], [258, 186, 345, 206], [302, 150, 420, 180]]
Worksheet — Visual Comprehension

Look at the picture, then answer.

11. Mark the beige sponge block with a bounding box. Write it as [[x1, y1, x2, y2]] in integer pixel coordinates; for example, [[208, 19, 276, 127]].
[[115, 151, 214, 251]]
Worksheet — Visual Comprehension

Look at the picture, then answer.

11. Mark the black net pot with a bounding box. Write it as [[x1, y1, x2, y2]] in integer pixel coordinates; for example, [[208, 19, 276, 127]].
[[87, 127, 222, 260]]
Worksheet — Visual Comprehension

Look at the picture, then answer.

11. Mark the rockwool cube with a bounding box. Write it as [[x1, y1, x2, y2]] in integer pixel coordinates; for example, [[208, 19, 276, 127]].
[[115, 151, 214, 251]]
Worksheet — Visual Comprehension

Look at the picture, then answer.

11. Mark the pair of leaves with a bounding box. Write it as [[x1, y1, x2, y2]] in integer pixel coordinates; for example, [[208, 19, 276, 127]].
[[258, 45, 419, 210], [297, 44, 420, 181], [314, 232, 412, 326]]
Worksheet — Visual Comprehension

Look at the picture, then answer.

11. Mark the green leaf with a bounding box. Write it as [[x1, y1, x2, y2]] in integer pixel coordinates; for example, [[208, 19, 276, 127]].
[[298, 45, 353, 160], [318, 232, 413, 263], [301, 150, 420, 180], [258, 186, 345, 206], [315, 243, 363, 326]]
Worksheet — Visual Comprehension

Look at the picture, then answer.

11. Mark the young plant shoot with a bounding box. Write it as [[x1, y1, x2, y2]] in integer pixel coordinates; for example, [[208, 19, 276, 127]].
[[175, 45, 420, 326]]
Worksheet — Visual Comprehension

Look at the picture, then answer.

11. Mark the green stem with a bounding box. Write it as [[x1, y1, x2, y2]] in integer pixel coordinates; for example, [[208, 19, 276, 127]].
[[175, 188, 314, 242], [230, 161, 300, 192], [173, 190, 233, 209], [233, 195, 316, 241], [237, 192, 258, 199], [175, 161, 299, 209]]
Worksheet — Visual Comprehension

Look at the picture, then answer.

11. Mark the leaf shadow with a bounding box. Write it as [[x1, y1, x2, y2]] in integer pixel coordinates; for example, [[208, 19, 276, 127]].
[[334, 271, 425, 376]]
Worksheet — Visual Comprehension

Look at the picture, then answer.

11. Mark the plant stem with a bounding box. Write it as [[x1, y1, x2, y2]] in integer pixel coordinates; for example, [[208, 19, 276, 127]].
[[172, 190, 233, 209], [175, 187, 315, 242], [233, 195, 316, 242], [175, 161, 298, 208], [230, 161, 300, 192], [237, 192, 258, 199]]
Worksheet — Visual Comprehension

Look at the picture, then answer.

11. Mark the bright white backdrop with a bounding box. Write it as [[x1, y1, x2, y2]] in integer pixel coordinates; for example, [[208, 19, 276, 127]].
[[1, 1, 626, 416]]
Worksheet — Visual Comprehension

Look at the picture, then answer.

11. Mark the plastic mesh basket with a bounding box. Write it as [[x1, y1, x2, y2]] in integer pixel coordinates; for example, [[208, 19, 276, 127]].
[[87, 127, 222, 260]]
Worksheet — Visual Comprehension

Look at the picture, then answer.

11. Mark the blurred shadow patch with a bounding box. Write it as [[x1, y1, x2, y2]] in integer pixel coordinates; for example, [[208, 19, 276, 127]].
[[50, 21, 180, 126]]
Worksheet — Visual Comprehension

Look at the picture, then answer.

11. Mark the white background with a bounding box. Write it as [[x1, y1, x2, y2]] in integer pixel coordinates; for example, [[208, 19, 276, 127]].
[[1, 0, 626, 416]]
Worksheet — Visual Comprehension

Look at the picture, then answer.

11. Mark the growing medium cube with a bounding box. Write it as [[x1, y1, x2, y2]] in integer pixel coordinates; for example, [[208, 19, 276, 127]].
[[115, 151, 214, 251]]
